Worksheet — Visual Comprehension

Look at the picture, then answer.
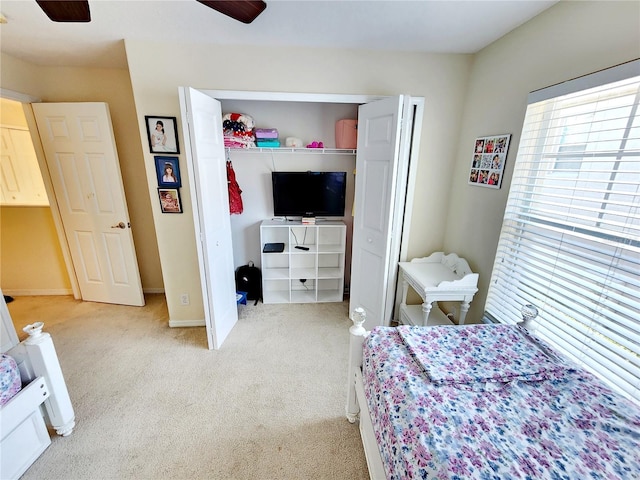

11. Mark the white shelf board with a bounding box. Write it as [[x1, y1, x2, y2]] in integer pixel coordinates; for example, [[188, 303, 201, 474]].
[[227, 147, 356, 155], [263, 291, 290, 304], [290, 268, 316, 279], [291, 246, 317, 253], [263, 268, 290, 280], [317, 267, 343, 279], [400, 304, 454, 327], [291, 290, 317, 303], [317, 244, 344, 253]]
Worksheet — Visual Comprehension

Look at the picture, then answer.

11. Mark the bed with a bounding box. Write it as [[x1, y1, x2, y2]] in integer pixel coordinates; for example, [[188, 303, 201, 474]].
[[1, 292, 75, 480], [346, 308, 640, 479]]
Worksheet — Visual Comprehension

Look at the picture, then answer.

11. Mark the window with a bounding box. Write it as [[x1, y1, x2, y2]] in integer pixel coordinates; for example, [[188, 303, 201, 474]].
[[485, 60, 640, 401], [552, 144, 585, 171]]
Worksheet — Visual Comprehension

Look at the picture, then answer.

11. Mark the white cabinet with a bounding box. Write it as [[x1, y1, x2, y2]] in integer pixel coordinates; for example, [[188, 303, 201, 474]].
[[0, 127, 48, 206], [260, 220, 346, 304]]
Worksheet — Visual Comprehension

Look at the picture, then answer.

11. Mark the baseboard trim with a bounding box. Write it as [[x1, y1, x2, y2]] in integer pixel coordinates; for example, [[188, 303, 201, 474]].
[[169, 319, 205, 328], [3, 288, 165, 297], [1, 289, 73, 296]]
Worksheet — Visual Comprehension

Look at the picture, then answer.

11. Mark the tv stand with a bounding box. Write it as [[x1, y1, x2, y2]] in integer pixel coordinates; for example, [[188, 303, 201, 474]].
[[260, 220, 346, 303]]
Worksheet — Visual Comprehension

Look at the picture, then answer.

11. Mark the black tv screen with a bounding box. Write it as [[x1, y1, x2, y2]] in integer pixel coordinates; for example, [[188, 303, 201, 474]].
[[272, 171, 347, 217]]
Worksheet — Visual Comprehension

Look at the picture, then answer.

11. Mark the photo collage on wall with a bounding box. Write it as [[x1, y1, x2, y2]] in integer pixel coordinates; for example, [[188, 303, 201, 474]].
[[468, 134, 511, 189]]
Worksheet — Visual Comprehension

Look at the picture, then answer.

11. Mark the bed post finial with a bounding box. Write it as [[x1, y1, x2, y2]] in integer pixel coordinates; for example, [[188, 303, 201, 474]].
[[347, 307, 368, 423], [350, 307, 367, 336], [22, 322, 76, 437], [519, 304, 539, 330], [23, 322, 45, 339]]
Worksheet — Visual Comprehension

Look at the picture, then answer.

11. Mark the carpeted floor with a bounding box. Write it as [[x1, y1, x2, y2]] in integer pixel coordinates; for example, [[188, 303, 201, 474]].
[[7, 294, 369, 480]]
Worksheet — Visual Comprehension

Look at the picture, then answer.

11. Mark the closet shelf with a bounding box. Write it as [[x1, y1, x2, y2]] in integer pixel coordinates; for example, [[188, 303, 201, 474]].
[[226, 147, 356, 155]]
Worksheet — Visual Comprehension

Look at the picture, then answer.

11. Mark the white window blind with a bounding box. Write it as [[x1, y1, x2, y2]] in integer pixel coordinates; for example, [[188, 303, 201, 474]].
[[485, 61, 640, 401]]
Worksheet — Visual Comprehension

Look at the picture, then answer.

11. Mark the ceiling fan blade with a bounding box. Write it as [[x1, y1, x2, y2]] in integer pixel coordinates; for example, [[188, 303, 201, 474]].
[[197, 1, 266, 24], [36, 0, 91, 22]]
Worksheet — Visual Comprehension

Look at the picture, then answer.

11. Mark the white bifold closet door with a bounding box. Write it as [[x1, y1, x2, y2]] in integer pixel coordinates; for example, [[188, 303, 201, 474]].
[[179, 87, 238, 350], [349, 95, 413, 329]]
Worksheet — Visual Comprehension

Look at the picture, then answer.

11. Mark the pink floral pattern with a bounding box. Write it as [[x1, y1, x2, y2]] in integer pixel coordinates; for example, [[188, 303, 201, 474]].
[[0, 354, 21, 406], [397, 324, 571, 385], [362, 325, 640, 479]]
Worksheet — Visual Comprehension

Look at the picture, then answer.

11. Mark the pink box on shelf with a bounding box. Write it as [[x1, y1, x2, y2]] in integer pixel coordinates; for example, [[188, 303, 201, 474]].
[[335, 119, 357, 149]]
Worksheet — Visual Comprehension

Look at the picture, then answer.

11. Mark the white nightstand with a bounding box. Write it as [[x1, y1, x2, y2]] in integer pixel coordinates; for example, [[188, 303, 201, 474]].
[[398, 252, 479, 326]]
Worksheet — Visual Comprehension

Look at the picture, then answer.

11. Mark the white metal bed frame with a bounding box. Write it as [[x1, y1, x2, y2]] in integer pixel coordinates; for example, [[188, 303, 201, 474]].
[[345, 308, 386, 479], [1, 292, 75, 480]]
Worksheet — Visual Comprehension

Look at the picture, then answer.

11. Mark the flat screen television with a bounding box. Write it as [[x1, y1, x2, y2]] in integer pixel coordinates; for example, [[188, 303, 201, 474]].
[[271, 171, 347, 217]]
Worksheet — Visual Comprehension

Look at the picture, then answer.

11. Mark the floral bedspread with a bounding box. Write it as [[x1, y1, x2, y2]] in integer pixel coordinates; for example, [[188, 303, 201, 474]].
[[362, 325, 640, 480], [397, 324, 571, 385], [0, 353, 21, 407]]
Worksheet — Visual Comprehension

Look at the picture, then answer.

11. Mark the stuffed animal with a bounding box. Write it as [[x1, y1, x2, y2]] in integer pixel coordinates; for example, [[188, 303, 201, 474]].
[[285, 137, 303, 148]]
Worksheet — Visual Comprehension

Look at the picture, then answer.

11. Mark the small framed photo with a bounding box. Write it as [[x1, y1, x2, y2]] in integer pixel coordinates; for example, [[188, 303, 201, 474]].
[[154, 156, 181, 187], [145, 116, 180, 154], [468, 134, 511, 189], [158, 188, 183, 214]]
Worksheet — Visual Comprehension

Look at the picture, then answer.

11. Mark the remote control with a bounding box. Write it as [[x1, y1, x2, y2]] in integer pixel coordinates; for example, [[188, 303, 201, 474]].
[[295, 246, 310, 251]]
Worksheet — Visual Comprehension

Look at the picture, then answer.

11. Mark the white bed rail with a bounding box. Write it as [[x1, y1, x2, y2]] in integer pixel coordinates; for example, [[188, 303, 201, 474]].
[[346, 307, 367, 422], [346, 308, 386, 480]]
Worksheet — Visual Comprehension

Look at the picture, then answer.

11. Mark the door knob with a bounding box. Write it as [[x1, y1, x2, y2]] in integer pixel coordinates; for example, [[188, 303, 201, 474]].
[[111, 222, 126, 229]]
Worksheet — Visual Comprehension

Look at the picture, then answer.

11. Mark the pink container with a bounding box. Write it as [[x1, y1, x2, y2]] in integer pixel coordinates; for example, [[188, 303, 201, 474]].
[[335, 119, 357, 149], [254, 128, 279, 139]]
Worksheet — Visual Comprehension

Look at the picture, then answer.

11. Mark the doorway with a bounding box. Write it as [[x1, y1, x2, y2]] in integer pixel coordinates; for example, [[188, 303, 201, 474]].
[[0, 97, 72, 296], [0, 95, 145, 306], [180, 89, 424, 345]]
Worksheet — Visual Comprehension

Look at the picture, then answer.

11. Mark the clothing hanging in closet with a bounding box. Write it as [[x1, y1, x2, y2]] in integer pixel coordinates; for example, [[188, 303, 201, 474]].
[[227, 159, 243, 214]]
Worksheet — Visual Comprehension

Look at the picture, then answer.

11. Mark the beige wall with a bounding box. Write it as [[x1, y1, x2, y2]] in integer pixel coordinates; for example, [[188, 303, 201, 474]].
[[0, 55, 164, 294], [124, 42, 472, 322], [0, 55, 43, 98], [1, 206, 71, 293], [444, 1, 640, 322]]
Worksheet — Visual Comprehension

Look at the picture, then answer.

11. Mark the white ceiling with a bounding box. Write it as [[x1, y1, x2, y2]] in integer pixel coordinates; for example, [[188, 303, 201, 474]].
[[0, 0, 558, 69]]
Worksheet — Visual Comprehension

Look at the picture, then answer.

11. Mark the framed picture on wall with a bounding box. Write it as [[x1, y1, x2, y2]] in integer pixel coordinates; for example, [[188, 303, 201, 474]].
[[468, 134, 511, 189], [154, 156, 181, 187], [158, 188, 183, 214], [145, 116, 180, 154]]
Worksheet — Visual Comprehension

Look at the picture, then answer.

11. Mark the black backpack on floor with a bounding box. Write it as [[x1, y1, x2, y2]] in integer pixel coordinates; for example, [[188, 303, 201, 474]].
[[235, 261, 262, 306]]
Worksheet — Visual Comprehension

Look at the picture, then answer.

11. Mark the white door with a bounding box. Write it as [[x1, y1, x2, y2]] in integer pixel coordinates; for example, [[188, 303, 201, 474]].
[[32, 102, 144, 306], [179, 87, 238, 350], [349, 96, 408, 327]]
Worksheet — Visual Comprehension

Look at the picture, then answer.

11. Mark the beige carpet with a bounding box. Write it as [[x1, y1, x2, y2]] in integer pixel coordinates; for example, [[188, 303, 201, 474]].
[[7, 295, 369, 480]]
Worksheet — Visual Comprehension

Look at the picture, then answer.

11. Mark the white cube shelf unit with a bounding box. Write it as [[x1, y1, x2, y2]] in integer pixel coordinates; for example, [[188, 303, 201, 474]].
[[260, 220, 346, 304]]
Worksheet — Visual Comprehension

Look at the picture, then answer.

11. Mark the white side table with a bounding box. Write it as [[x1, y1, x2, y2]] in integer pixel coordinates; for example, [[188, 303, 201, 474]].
[[398, 252, 479, 326]]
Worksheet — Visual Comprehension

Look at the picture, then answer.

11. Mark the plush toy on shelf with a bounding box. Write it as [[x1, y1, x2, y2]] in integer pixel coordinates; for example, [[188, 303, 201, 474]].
[[222, 112, 256, 148]]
